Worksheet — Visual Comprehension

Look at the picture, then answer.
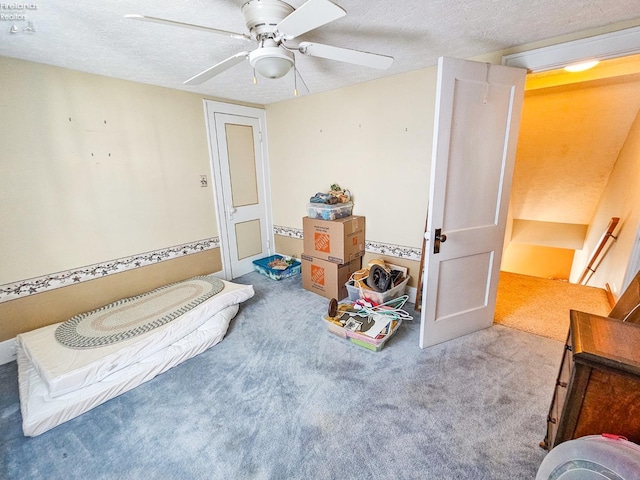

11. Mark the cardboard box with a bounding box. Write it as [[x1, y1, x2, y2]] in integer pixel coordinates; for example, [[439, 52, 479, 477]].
[[302, 215, 366, 264], [301, 255, 362, 300]]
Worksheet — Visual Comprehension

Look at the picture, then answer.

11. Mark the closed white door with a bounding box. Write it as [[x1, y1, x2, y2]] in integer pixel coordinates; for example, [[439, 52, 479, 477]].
[[419, 57, 526, 348], [205, 102, 273, 279]]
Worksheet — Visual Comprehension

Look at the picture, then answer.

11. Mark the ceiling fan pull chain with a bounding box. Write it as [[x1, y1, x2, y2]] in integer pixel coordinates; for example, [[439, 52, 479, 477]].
[[253, 38, 262, 85]]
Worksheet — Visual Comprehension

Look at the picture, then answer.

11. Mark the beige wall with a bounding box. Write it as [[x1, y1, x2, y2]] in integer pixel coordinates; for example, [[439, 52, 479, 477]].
[[266, 68, 437, 249], [502, 243, 575, 280], [0, 57, 219, 284], [274, 235, 304, 261], [571, 109, 640, 295], [0, 57, 229, 340], [0, 250, 221, 342]]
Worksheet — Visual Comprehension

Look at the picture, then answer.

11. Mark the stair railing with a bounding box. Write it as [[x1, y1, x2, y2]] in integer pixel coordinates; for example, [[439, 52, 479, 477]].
[[578, 217, 620, 285]]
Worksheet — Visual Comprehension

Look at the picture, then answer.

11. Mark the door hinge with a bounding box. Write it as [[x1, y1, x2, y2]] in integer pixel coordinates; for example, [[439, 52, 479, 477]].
[[258, 131, 263, 143]]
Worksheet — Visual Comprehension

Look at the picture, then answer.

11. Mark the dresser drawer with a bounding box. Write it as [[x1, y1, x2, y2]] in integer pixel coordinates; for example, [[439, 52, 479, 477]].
[[542, 334, 573, 449], [541, 311, 640, 451]]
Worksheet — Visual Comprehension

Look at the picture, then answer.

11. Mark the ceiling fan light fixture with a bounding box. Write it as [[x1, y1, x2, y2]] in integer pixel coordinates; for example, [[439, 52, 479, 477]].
[[249, 46, 294, 79]]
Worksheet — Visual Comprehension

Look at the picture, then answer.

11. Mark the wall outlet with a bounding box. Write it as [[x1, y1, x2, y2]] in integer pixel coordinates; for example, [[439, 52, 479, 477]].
[[200, 175, 208, 187]]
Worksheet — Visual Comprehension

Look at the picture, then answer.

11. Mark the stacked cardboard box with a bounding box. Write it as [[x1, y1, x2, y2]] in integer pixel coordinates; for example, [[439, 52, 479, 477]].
[[301, 215, 366, 300]]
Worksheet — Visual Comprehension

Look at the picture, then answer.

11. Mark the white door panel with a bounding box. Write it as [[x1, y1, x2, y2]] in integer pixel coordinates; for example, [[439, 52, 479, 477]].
[[204, 102, 273, 279], [420, 57, 526, 348]]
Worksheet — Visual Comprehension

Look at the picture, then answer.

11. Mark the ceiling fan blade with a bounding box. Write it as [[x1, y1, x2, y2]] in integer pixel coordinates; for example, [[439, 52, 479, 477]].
[[298, 42, 394, 70], [276, 0, 346, 40], [183, 52, 249, 85], [125, 14, 252, 42]]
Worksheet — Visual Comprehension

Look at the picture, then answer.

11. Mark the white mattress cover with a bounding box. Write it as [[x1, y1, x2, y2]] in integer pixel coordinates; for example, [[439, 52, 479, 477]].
[[19, 303, 239, 437], [16, 280, 253, 398]]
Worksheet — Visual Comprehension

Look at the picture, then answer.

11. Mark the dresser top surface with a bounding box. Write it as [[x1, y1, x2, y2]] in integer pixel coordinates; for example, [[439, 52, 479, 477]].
[[570, 310, 640, 375]]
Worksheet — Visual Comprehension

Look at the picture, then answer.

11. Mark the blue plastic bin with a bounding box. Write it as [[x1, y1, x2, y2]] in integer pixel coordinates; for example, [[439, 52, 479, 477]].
[[252, 255, 301, 280]]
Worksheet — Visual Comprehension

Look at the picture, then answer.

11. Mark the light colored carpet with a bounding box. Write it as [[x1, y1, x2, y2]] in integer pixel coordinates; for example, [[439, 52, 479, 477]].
[[1, 270, 564, 480], [495, 271, 612, 342]]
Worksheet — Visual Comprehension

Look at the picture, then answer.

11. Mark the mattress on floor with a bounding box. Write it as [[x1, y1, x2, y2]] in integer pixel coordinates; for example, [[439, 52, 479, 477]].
[[16, 279, 254, 398], [18, 303, 239, 437]]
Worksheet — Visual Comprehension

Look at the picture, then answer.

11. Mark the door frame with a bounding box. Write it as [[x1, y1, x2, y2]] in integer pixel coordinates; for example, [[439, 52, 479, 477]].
[[203, 100, 274, 280]]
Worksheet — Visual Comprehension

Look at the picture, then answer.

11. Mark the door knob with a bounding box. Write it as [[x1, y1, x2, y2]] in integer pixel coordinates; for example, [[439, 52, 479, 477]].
[[434, 228, 447, 254]]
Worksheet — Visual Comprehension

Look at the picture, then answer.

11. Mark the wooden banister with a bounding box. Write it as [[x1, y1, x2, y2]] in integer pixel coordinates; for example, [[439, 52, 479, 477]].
[[578, 217, 620, 285]]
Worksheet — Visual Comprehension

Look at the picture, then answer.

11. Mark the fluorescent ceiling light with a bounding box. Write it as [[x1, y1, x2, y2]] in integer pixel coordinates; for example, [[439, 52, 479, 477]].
[[564, 60, 600, 72]]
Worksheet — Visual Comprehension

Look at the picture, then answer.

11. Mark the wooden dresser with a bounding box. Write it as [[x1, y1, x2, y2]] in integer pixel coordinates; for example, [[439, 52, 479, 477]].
[[540, 310, 640, 450]]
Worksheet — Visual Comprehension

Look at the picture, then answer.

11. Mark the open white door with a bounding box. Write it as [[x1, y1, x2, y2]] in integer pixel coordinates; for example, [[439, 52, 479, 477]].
[[419, 57, 526, 348], [204, 102, 274, 279]]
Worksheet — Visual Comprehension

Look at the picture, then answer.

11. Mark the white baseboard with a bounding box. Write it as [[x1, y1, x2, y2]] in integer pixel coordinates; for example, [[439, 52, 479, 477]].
[[407, 285, 417, 304], [0, 338, 17, 365]]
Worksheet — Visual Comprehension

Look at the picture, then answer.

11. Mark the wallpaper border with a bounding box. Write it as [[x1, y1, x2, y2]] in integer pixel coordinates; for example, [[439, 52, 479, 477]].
[[365, 241, 422, 262], [0, 237, 220, 303], [1, 228, 422, 303], [273, 225, 304, 240], [273, 226, 422, 261]]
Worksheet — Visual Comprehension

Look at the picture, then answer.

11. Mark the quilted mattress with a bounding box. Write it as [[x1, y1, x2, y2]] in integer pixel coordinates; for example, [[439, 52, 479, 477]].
[[17, 279, 253, 398], [16, 278, 254, 436]]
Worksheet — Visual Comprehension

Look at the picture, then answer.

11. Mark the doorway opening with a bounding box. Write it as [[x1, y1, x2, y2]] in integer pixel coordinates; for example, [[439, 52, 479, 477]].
[[494, 53, 640, 341], [502, 53, 640, 284]]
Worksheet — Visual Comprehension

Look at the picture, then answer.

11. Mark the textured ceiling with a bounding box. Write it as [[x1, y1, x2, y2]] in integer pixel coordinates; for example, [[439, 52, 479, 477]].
[[1, 0, 640, 105]]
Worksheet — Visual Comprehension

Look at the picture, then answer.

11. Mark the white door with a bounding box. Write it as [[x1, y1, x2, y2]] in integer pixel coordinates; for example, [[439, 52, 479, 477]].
[[204, 102, 274, 279], [419, 57, 526, 348]]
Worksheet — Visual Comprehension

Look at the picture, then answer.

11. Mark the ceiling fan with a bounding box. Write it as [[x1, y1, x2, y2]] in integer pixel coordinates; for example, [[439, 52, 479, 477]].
[[126, 0, 394, 86]]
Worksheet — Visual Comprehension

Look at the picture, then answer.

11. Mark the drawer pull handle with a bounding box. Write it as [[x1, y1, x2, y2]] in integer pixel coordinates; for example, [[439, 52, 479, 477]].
[[557, 381, 567, 388], [565, 344, 573, 352], [547, 416, 557, 424]]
